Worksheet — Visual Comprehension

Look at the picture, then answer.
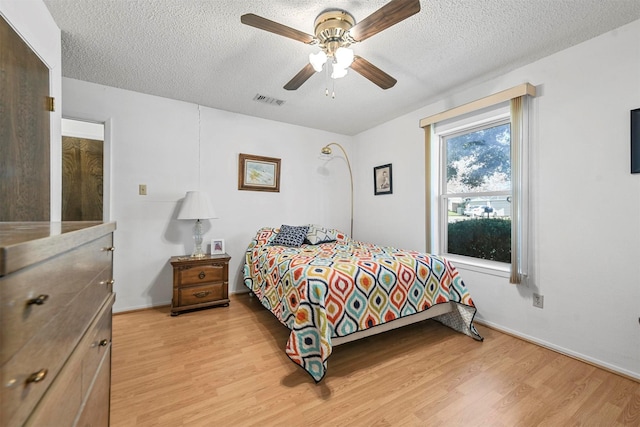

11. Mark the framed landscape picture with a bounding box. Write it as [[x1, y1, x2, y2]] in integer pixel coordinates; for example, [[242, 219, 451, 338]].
[[238, 153, 281, 192]]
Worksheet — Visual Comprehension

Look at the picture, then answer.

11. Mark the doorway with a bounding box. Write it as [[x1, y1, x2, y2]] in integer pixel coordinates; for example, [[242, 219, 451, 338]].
[[61, 119, 105, 221]]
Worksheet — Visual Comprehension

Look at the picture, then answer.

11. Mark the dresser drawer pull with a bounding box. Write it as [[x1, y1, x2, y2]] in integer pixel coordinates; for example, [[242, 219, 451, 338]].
[[26, 369, 48, 384], [198, 271, 206, 279], [99, 339, 109, 347], [26, 294, 49, 306], [100, 279, 115, 285], [193, 290, 212, 298], [102, 246, 116, 252]]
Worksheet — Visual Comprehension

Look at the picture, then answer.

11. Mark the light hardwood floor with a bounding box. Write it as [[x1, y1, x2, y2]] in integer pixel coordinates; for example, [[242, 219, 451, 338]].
[[111, 293, 639, 426]]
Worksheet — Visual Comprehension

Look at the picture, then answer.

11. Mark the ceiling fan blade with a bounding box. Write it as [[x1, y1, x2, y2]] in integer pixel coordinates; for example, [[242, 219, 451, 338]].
[[284, 63, 316, 90], [350, 56, 397, 89], [241, 13, 316, 44], [349, 0, 421, 42]]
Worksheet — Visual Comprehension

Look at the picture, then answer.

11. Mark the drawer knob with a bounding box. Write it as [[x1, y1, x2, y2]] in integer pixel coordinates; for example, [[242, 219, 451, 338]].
[[198, 271, 206, 279], [100, 279, 115, 286], [26, 369, 48, 384], [26, 294, 49, 306], [103, 246, 116, 252], [193, 290, 212, 298], [99, 339, 109, 347]]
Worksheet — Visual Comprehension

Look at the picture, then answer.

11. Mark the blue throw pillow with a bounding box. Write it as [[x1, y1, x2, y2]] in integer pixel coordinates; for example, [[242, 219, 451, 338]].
[[272, 225, 309, 247]]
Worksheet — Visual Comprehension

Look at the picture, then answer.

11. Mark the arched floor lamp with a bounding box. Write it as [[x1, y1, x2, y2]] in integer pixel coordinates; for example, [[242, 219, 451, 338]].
[[321, 143, 353, 237]]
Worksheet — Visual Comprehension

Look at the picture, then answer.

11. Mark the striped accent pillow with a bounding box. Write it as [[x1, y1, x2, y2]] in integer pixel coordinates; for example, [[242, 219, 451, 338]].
[[305, 225, 337, 245]]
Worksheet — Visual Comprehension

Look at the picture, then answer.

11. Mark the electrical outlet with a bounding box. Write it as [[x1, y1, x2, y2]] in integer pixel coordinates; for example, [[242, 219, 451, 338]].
[[533, 293, 544, 309], [139, 184, 147, 195]]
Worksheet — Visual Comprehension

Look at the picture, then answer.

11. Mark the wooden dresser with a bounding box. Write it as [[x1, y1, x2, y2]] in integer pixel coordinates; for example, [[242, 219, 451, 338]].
[[170, 254, 230, 315], [0, 221, 116, 426]]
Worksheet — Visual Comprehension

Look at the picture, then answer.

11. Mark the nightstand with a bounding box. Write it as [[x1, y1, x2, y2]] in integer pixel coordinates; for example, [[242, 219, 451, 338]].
[[169, 254, 231, 316]]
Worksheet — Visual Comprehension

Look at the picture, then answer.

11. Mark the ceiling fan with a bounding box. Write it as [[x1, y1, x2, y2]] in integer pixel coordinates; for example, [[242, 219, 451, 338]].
[[240, 0, 421, 92]]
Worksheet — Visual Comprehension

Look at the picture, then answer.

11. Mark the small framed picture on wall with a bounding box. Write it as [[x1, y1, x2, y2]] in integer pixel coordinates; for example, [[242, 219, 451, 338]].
[[211, 238, 225, 255], [374, 163, 393, 195]]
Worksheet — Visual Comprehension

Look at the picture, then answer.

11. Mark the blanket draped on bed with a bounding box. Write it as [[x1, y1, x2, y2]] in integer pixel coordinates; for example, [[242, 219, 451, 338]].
[[243, 227, 483, 382]]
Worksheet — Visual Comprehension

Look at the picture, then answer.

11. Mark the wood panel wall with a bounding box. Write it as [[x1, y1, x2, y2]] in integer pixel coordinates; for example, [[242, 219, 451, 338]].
[[0, 16, 50, 221]]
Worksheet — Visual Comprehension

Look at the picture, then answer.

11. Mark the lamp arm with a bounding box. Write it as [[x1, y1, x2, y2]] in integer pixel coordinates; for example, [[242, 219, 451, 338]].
[[325, 143, 354, 238]]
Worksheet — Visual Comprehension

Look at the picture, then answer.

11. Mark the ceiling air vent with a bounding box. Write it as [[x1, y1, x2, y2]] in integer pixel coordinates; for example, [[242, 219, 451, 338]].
[[253, 94, 285, 107]]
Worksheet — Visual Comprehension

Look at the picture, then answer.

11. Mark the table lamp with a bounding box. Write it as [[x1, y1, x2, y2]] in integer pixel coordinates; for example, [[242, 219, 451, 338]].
[[177, 190, 217, 258]]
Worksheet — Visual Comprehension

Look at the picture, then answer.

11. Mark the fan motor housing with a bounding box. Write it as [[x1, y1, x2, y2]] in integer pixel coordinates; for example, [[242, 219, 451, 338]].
[[314, 9, 355, 55]]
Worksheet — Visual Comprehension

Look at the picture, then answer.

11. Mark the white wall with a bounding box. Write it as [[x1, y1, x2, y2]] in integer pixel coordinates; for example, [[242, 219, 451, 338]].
[[0, 0, 62, 220], [62, 78, 353, 311], [353, 20, 640, 379]]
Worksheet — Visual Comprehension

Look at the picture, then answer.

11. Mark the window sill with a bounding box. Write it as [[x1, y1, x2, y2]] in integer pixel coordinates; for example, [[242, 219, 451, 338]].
[[441, 254, 510, 278]]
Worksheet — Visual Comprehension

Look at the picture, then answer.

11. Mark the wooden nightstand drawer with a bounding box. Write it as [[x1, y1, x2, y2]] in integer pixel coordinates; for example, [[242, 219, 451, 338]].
[[179, 283, 224, 306], [178, 263, 225, 285], [170, 254, 231, 315]]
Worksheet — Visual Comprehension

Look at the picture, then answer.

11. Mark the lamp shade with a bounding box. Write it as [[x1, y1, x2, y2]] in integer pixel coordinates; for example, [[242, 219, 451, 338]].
[[335, 47, 354, 68], [177, 191, 217, 220], [331, 63, 348, 79], [309, 50, 328, 72]]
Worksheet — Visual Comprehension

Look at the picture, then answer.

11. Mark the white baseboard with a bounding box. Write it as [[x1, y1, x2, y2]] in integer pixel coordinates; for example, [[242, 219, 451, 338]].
[[112, 291, 251, 314], [474, 319, 639, 382]]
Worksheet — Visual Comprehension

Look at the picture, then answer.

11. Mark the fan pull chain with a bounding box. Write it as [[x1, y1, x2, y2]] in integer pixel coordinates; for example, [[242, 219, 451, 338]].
[[322, 61, 336, 99], [325, 62, 330, 97]]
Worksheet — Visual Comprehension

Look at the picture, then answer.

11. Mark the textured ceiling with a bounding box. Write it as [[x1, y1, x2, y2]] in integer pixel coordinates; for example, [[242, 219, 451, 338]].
[[43, 0, 640, 135]]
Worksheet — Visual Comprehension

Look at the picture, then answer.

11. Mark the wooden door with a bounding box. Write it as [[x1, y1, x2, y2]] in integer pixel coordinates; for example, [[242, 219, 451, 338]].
[[62, 137, 103, 221], [0, 15, 51, 221]]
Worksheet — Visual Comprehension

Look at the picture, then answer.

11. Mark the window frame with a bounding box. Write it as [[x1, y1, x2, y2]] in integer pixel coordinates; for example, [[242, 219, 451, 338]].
[[434, 109, 513, 274]]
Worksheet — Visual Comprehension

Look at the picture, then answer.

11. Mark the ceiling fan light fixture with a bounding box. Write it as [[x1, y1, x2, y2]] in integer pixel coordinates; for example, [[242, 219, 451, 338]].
[[309, 50, 328, 72], [242, 0, 421, 91], [331, 63, 348, 79], [335, 47, 354, 68]]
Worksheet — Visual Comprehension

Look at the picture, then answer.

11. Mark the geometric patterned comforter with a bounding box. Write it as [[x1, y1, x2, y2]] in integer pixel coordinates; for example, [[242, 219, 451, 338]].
[[243, 227, 483, 382]]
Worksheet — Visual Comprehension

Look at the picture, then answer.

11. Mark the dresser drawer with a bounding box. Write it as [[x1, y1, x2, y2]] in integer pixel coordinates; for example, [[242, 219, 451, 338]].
[[179, 282, 225, 306], [1, 252, 113, 425], [177, 263, 226, 285], [25, 294, 114, 427], [81, 300, 112, 396], [23, 349, 84, 427], [75, 346, 111, 427], [1, 285, 113, 426], [0, 233, 113, 365]]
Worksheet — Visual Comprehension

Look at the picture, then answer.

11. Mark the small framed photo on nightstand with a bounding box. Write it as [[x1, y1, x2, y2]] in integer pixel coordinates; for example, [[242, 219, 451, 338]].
[[211, 238, 225, 255]]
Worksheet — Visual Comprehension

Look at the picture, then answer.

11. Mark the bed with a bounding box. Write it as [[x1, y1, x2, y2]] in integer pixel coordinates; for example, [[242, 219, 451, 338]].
[[243, 225, 483, 382]]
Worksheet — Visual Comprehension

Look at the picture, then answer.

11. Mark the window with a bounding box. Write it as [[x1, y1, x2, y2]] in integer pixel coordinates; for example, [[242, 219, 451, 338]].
[[439, 117, 512, 265], [420, 83, 534, 283]]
